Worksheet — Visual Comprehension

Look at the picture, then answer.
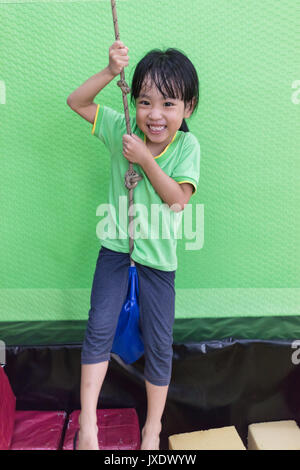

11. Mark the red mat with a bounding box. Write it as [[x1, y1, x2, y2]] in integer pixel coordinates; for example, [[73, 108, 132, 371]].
[[0, 367, 16, 450], [63, 409, 140, 450], [10, 411, 67, 450]]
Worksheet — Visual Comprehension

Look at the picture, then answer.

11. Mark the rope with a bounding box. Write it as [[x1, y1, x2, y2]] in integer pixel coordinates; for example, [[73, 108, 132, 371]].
[[111, 0, 143, 265]]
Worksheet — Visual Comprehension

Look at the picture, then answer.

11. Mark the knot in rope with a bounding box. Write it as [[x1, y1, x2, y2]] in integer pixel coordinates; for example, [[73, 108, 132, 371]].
[[117, 79, 131, 95], [124, 169, 143, 190]]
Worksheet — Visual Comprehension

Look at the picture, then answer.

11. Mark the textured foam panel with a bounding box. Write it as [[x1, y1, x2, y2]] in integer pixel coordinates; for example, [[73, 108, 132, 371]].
[[1, 1, 299, 325], [10, 410, 67, 450], [63, 408, 140, 450], [0, 367, 16, 450]]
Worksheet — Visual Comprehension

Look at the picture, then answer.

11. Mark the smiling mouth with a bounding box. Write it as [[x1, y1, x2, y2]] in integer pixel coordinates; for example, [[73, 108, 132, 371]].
[[147, 125, 167, 133]]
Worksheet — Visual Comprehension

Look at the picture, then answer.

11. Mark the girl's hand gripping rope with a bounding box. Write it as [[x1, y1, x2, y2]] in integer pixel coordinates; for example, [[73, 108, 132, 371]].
[[108, 40, 129, 77], [122, 134, 152, 167]]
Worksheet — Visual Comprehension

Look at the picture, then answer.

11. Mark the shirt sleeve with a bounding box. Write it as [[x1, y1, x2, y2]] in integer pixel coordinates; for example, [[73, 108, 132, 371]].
[[91, 103, 126, 154], [171, 133, 201, 196]]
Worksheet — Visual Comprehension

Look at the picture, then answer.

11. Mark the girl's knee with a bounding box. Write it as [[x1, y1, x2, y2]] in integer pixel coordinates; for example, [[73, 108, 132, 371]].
[[143, 341, 173, 386]]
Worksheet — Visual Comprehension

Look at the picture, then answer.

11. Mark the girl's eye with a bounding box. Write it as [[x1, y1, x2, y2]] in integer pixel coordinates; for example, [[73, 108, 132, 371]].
[[138, 100, 175, 107]]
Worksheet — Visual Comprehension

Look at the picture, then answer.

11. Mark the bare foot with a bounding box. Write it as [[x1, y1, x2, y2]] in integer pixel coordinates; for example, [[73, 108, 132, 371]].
[[140, 424, 161, 450], [76, 414, 99, 450], [76, 425, 99, 450]]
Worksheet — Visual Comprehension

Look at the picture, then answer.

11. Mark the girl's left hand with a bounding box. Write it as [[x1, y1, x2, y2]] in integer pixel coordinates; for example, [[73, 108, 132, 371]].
[[122, 134, 151, 166]]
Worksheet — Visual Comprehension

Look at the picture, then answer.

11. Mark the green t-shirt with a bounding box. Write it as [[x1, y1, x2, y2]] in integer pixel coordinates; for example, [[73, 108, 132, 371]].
[[92, 103, 200, 271]]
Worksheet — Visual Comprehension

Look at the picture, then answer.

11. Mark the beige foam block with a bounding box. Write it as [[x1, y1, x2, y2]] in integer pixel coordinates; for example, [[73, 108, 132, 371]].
[[168, 426, 246, 450], [248, 420, 300, 450]]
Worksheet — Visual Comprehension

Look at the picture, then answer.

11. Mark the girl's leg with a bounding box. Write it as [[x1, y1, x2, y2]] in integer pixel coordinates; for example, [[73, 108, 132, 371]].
[[141, 380, 169, 450], [78, 246, 131, 450], [77, 361, 109, 450], [136, 263, 176, 451]]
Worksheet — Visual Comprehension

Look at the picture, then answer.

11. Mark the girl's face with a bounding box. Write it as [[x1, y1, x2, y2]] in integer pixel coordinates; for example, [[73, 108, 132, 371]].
[[136, 79, 194, 152]]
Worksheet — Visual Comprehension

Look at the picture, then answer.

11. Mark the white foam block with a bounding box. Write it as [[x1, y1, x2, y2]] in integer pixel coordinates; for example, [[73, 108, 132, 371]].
[[169, 426, 246, 450], [248, 420, 300, 450]]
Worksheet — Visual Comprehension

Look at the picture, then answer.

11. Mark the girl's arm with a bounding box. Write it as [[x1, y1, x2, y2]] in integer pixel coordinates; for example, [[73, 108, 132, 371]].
[[123, 134, 194, 211], [67, 41, 129, 124], [66, 68, 115, 124], [141, 157, 194, 211]]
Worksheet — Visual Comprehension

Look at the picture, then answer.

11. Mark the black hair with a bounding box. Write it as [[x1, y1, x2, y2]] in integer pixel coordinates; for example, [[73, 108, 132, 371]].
[[130, 48, 199, 132]]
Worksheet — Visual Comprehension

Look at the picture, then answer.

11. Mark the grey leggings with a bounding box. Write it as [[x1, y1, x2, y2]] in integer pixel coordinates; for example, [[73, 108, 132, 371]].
[[81, 245, 176, 386]]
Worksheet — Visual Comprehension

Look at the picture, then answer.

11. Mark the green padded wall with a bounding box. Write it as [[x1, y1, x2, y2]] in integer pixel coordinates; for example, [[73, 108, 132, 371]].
[[1, 1, 299, 336]]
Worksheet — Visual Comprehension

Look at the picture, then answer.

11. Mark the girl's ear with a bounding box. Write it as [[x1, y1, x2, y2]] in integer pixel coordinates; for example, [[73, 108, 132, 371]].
[[184, 97, 196, 118]]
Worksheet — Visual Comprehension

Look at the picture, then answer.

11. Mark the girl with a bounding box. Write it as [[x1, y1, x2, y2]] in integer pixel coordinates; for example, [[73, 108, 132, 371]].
[[67, 40, 200, 450]]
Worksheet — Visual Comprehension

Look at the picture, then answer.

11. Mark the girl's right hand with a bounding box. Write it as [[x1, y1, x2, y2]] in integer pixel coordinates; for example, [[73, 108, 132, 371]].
[[108, 40, 129, 77]]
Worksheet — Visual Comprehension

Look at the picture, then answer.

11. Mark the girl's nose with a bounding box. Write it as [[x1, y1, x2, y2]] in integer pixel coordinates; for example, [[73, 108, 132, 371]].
[[148, 108, 162, 120]]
